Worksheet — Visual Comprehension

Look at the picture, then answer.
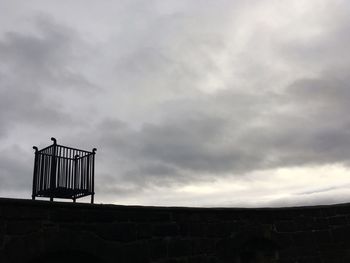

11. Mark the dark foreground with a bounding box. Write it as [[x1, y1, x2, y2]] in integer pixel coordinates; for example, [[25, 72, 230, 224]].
[[1, 197, 350, 262]]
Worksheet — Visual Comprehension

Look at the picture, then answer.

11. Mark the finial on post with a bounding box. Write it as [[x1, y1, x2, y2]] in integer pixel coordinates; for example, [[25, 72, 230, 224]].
[[51, 137, 57, 145], [33, 146, 38, 153], [92, 148, 97, 154]]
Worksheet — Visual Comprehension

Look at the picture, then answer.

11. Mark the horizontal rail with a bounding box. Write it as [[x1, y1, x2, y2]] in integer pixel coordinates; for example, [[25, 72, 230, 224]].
[[38, 152, 75, 161], [38, 144, 94, 155], [56, 144, 94, 154], [38, 144, 54, 153]]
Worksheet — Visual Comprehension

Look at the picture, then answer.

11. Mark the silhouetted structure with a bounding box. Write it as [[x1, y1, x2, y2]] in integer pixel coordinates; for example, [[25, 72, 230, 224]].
[[32, 137, 96, 203]]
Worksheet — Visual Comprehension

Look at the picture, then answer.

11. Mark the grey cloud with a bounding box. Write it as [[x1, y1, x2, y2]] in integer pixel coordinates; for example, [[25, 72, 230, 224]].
[[0, 145, 32, 191], [87, 94, 281, 188], [296, 184, 350, 195], [1, 16, 75, 83], [91, 66, 350, 190], [0, 15, 95, 137]]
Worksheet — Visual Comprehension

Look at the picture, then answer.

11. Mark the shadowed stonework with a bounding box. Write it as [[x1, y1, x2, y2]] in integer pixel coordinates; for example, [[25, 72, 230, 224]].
[[1, 198, 350, 262]]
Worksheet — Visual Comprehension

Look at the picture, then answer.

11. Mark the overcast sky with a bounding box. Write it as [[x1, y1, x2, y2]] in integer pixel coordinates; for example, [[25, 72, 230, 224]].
[[1, 0, 350, 207]]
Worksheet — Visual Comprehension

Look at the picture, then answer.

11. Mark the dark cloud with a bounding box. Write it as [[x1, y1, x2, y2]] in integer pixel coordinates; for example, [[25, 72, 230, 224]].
[[90, 68, 350, 192], [0, 15, 96, 137], [0, 14, 97, 195], [0, 145, 32, 191]]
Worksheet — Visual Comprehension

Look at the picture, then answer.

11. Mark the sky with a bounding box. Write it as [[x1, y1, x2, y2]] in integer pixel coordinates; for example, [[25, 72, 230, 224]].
[[1, 0, 350, 207]]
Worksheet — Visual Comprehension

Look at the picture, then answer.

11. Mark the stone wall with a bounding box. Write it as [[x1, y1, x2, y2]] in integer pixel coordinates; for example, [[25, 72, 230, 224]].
[[1, 198, 350, 263]]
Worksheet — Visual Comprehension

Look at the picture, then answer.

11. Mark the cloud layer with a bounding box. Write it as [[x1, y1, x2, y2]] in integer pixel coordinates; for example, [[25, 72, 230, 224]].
[[1, 0, 350, 206]]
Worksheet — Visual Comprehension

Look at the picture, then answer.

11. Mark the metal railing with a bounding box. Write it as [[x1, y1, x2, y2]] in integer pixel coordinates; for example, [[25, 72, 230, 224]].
[[32, 137, 96, 203]]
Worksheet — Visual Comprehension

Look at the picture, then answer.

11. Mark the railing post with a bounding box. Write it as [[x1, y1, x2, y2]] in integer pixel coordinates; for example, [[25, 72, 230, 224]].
[[91, 148, 97, 204], [50, 137, 57, 202], [86, 154, 90, 190], [32, 146, 39, 200], [74, 154, 79, 203]]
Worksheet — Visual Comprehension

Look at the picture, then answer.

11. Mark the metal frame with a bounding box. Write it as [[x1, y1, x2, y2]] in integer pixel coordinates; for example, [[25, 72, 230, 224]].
[[32, 137, 96, 203]]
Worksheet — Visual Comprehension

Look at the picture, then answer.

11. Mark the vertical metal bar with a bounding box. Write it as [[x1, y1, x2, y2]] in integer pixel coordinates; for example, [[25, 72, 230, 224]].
[[41, 154, 44, 192], [65, 148, 68, 188], [87, 155, 90, 191], [90, 154, 93, 192], [74, 154, 79, 202], [60, 147, 63, 187], [39, 154, 44, 193], [43, 154, 47, 191], [64, 147, 67, 188], [50, 137, 57, 202], [48, 147, 52, 190], [81, 156, 84, 191], [80, 156, 83, 190], [71, 149, 74, 190], [36, 153, 40, 194], [46, 150, 49, 191], [38, 153, 41, 193], [86, 155, 90, 191], [68, 148, 72, 189], [43, 151, 47, 191], [91, 148, 96, 204], [32, 147, 39, 200], [57, 146, 61, 187]]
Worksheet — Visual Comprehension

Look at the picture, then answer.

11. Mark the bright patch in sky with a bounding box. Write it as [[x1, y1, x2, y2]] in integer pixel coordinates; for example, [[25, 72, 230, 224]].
[[105, 164, 350, 207]]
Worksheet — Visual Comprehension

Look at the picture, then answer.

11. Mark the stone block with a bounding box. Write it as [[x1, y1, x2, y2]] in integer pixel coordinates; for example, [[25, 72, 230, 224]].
[[147, 238, 168, 260], [137, 223, 153, 239], [207, 222, 234, 237], [168, 238, 193, 257], [6, 220, 41, 235], [312, 230, 331, 244], [153, 222, 179, 237], [334, 205, 350, 215], [293, 232, 316, 247], [255, 211, 277, 224], [0, 220, 4, 248], [294, 216, 315, 231], [298, 208, 323, 218], [59, 222, 89, 232], [331, 225, 350, 243], [274, 220, 296, 232], [96, 222, 137, 242], [119, 241, 150, 263], [2, 206, 48, 220], [278, 247, 298, 260], [313, 217, 329, 230], [192, 238, 216, 254], [3, 232, 46, 262], [187, 222, 208, 237], [49, 208, 84, 222], [272, 233, 294, 247], [322, 207, 338, 217], [187, 255, 214, 263], [328, 215, 347, 226], [178, 222, 209, 237], [173, 211, 209, 223], [81, 209, 117, 222], [124, 211, 172, 222]]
